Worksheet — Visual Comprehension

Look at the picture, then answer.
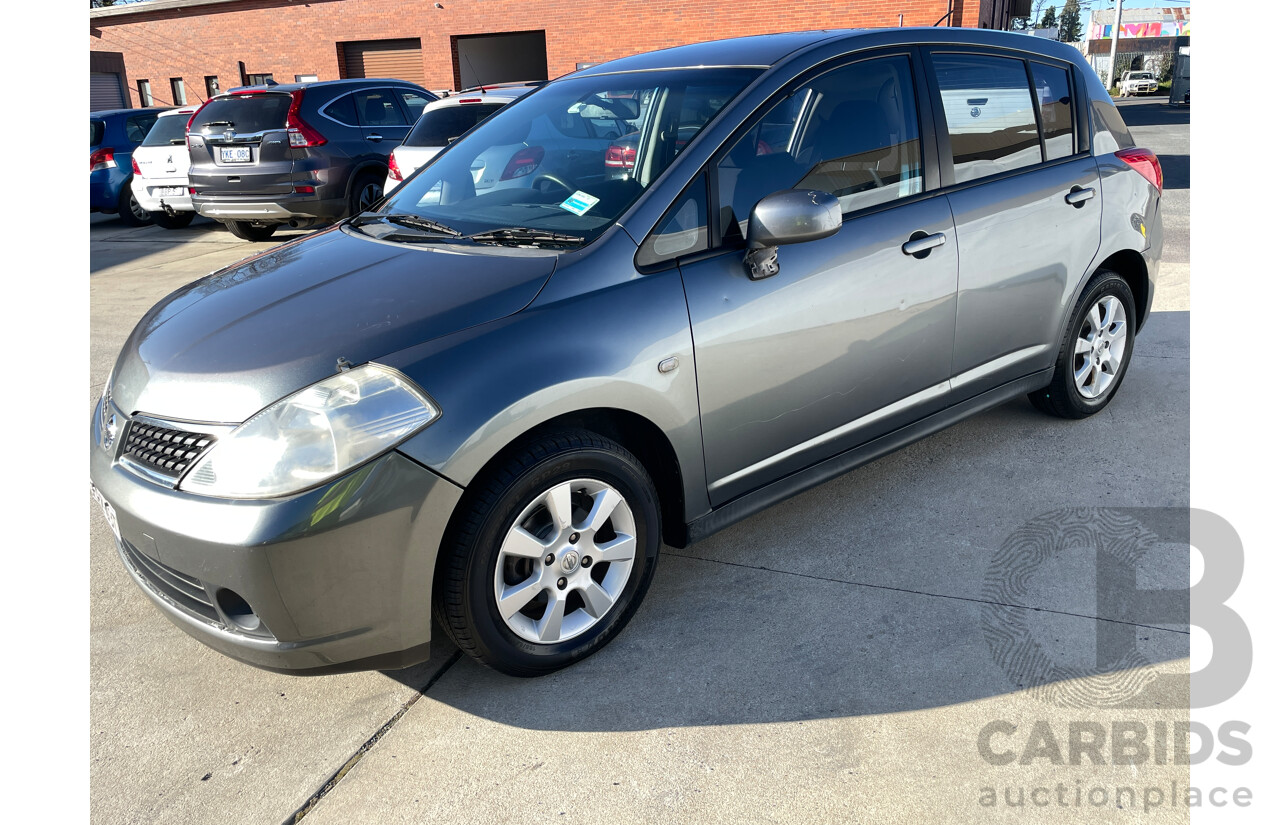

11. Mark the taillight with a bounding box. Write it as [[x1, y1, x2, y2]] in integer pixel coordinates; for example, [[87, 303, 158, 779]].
[[185, 98, 212, 149], [604, 144, 636, 169], [500, 146, 544, 180], [1116, 147, 1163, 193], [287, 90, 327, 148], [388, 152, 403, 182], [131, 156, 141, 176], [90, 147, 115, 172]]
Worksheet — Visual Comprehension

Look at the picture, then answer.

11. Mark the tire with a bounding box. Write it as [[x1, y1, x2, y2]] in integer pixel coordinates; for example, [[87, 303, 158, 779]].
[[149, 211, 195, 230], [117, 181, 152, 227], [347, 171, 384, 217], [225, 221, 278, 242], [1028, 270, 1137, 419], [435, 430, 662, 677]]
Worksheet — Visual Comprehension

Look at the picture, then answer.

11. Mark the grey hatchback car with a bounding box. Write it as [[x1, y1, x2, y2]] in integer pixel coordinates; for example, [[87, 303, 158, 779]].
[[90, 29, 1162, 677], [187, 78, 436, 241]]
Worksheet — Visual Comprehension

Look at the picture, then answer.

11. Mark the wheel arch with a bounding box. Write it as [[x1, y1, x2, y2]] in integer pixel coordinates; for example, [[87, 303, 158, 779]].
[[436, 408, 689, 560], [1093, 248, 1150, 332]]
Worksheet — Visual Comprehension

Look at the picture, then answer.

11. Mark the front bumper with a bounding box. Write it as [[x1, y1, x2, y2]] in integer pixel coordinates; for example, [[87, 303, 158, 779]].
[[89, 398, 463, 673]]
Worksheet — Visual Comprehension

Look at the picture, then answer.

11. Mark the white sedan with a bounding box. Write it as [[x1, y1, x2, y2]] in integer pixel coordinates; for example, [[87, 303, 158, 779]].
[[130, 106, 199, 229]]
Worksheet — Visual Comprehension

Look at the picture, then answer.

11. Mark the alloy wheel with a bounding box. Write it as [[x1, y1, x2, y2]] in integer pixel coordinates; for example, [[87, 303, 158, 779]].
[[1073, 295, 1128, 399], [493, 479, 637, 644]]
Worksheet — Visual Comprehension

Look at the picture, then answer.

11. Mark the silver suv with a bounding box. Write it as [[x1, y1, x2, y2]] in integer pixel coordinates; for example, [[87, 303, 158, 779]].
[[91, 29, 1162, 676]]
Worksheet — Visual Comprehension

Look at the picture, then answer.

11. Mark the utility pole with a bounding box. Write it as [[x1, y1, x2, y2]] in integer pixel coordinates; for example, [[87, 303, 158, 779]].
[[1105, 0, 1124, 92]]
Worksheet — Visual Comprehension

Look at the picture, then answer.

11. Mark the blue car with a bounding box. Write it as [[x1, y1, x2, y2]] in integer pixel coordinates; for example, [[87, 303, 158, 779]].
[[90, 108, 168, 226]]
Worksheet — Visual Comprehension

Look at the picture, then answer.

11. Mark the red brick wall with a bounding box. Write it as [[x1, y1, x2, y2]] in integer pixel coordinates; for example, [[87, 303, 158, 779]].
[[89, 0, 986, 105]]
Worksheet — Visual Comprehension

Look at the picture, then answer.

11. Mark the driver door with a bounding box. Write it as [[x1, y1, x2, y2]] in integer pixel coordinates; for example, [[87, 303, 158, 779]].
[[671, 53, 960, 505]]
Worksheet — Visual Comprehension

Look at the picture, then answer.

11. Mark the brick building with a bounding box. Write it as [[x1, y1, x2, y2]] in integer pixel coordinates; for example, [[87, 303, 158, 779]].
[[90, 0, 1019, 110]]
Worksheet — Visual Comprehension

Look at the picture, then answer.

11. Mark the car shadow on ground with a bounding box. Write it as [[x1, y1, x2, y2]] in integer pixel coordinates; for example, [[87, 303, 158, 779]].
[[1113, 99, 1190, 128], [1159, 154, 1189, 190]]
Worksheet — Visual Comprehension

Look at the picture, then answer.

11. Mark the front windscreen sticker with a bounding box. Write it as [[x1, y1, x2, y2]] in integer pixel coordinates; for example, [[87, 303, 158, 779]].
[[560, 190, 600, 216]]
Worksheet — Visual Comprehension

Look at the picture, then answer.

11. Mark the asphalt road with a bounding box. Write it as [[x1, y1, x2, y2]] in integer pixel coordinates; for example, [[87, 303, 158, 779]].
[[90, 97, 1191, 824]]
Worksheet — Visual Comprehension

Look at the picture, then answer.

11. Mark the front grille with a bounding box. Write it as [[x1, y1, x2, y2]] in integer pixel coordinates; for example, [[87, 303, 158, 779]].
[[123, 421, 216, 479], [118, 539, 222, 626]]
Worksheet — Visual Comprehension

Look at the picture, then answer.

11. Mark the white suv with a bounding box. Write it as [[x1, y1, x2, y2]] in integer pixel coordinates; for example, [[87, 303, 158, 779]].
[[385, 86, 536, 193], [1119, 71, 1158, 97], [130, 106, 199, 229]]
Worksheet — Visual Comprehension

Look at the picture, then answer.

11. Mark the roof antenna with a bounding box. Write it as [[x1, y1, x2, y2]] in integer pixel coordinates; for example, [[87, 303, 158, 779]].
[[462, 49, 486, 92]]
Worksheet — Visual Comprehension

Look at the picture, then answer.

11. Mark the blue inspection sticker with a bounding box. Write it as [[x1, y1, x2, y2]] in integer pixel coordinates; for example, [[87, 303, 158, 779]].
[[560, 190, 601, 216]]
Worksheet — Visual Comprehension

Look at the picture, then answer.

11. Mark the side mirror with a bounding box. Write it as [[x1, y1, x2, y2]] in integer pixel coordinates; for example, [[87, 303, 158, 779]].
[[743, 189, 841, 280]]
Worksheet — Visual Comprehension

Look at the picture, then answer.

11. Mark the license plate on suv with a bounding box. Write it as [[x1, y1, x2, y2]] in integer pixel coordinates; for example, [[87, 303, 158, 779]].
[[220, 146, 252, 163]]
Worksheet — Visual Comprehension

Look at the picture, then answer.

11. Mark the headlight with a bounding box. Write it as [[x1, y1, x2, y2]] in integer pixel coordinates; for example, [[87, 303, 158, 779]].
[[98, 371, 119, 450], [180, 364, 439, 498]]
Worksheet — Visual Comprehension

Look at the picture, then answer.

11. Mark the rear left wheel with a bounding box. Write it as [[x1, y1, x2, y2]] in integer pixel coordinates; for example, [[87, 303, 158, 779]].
[[435, 430, 661, 676]]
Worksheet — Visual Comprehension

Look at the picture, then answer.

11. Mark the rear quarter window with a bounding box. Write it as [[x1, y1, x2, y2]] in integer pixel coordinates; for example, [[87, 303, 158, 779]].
[[1091, 98, 1136, 154], [91, 120, 105, 146], [321, 94, 359, 126]]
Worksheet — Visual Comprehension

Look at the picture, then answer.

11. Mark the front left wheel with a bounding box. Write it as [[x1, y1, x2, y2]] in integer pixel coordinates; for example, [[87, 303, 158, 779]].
[[435, 430, 662, 676]]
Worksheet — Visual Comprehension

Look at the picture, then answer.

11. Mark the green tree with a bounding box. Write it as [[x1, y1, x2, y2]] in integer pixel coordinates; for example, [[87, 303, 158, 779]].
[[1039, 5, 1058, 29], [1059, 0, 1083, 42]]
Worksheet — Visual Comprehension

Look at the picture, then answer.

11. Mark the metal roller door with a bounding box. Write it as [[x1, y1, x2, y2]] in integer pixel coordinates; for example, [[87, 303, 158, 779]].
[[339, 39, 425, 86], [91, 72, 125, 111]]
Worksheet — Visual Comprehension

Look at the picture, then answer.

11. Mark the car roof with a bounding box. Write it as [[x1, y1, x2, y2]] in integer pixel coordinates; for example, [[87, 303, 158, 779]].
[[90, 107, 172, 120], [222, 78, 429, 96], [569, 28, 1086, 78], [429, 88, 532, 107]]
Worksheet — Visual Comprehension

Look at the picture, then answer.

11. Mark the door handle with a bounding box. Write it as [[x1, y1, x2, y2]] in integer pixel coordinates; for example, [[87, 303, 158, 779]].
[[902, 231, 946, 258], [366, 134, 383, 143], [1065, 186, 1095, 207]]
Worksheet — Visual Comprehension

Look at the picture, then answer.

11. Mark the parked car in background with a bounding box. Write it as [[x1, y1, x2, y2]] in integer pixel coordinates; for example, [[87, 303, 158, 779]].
[[1119, 70, 1158, 96], [130, 106, 200, 229], [90, 108, 167, 226], [92, 29, 1161, 678], [185, 79, 437, 241], [385, 86, 534, 194]]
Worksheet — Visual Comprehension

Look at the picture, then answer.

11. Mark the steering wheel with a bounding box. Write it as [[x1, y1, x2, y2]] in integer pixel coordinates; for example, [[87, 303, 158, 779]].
[[531, 173, 575, 196]]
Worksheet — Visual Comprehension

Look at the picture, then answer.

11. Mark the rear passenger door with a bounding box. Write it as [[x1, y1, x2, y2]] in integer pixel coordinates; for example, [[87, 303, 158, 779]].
[[924, 50, 1101, 396], [353, 87, 412, 152]]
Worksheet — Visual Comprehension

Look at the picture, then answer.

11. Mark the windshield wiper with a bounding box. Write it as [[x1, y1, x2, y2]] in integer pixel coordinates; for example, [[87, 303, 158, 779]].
[[464, 227, 585, 246], [349, 213, 461, 236]]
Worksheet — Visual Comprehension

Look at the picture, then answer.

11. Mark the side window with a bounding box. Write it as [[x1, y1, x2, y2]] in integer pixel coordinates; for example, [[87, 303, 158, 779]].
[[715, 55, 924, 242], [1031, 62, 1075, 161], [322, 94, 359, 126], [398, 90, 433, 122], [354, 89, 408, 127], [932, 54, 1041, 183], [636, 174, 709, 267], [125, 115, 158, 143]]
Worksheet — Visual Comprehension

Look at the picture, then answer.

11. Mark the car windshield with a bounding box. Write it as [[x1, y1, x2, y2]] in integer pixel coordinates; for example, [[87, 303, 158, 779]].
[[142, 115, 191, 146], [371, 68, 761, 246], [1131, 72, 1154, 80]]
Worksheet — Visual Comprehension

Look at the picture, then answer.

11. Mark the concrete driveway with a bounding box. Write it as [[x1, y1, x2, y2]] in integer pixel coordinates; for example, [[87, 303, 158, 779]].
[[90, 98, 1191, 824]]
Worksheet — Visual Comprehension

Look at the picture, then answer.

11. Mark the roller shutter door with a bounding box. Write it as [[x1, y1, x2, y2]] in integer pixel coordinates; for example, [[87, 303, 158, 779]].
[[91, 72, 125, 111], [340, 39, 425, 86]]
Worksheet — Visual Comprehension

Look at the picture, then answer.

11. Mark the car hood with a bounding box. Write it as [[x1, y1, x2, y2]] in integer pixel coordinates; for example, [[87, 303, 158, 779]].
[[110, 226, 556, 423]]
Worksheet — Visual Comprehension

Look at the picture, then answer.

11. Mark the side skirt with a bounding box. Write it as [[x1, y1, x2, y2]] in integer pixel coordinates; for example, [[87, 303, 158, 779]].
[[683, 368, 1053, 545]]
